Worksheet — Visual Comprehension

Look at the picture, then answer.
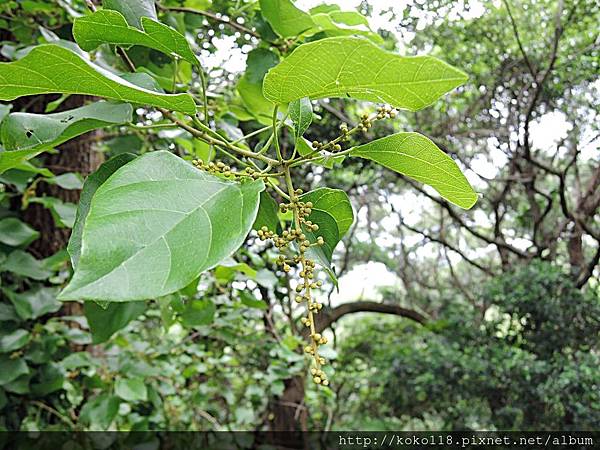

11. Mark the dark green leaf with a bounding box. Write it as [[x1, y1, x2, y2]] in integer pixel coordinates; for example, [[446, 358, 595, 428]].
[[0, 355, 29, 385], [300, 188, 354, 278], [59, 151, 264, 302], [0, 329, 30, 352], [240, 291, 268, 310], [84, 301, 146, 344], [181, 299, 215, 327], [79, 394, 120, 430], [0, 217, 39, 246], [252, 191, 280, 232]]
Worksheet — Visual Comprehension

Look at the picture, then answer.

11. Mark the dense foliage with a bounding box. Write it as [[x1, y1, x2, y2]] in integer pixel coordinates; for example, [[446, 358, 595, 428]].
[[0, 0, 598, 433]]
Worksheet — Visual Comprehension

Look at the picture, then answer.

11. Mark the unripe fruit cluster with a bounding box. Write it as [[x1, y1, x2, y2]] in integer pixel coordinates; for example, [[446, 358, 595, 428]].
[[193, 159, 261, 180], [257, 197, 330, 386]]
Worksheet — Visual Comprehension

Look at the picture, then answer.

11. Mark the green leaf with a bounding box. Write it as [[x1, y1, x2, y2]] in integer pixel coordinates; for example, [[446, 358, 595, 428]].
[[68, 153, 138, 270], [310, 12, 383, 44], [300, 188, 354, 275], [31, 363, 63, 396], [84, 301, 146, 344], [73, 10, 198, 66], [0, 329, 30, 352], [29, 197, 77, 228], [0, 217, 39, 246], [104, 0, 157, 28], [263, 37, 468, 111], [0, 355, 29, 385], [1, 250, 52, 280], [350, 132, 478, 209], [115, 378, 148, 402], [6, 286, 61, 320], [296, 136, 344, 169], [47, 173, 84, 190], [0, 45, 196, 114], [239, 290, 268, 310], [0, 149, 44, 175], [79, 394, 120, 430], [1, 102, 133, 154], [289, 97, 312, 139], [252, 191, 280, 232], [259, 0, 315, 38], [237, 48, 279, 121], [59, 151, 264, 302], [181, 299, 215, 327]]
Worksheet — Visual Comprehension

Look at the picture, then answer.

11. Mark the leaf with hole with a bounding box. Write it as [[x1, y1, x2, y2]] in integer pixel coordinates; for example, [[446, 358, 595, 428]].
[[1, 102, 132, 158], [350, 132, 477, 209], [73, 10, 198, 66], [263, 36, 468, 110], [59, 151, 264, 302], [0, 45, 196, 114]]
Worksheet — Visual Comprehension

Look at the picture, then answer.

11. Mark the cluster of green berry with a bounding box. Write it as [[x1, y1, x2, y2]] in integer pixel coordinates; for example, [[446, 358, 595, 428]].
[[192, 159, 261, 180], [256, 196, 330, 386]]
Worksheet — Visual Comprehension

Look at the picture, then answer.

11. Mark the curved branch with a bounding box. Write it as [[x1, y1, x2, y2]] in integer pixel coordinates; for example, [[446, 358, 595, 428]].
[[314, 301, 428, 333]]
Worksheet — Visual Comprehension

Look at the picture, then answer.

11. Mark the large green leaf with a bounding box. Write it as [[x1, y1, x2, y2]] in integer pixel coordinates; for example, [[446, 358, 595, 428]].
[[84, 301, 146, 344], [104, 0, 157, 28], [0, 102, 132, 172], [73, 10, 198, 66], [59, 151, 264, 302], [350, 132, 477, 209], [68, 153, 138, 269], [259, 0, 315, 38], [263, 37, 468, 111], [0, 45, 196, 114], [300, 188, 354, 275]]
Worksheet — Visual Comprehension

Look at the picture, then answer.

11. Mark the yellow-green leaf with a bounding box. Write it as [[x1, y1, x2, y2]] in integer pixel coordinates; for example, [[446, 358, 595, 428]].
[[350, 132, 477, 209], [263, 36, 468, 111]]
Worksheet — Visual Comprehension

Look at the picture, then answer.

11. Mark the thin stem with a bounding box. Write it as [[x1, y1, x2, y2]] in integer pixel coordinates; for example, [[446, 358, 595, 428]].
[[272, 106, 283, 162], [232, 124, 273, 144], [197, 67, 210, 127], [283, 167, 321, 371]]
